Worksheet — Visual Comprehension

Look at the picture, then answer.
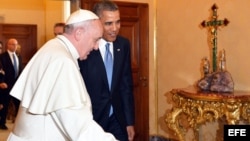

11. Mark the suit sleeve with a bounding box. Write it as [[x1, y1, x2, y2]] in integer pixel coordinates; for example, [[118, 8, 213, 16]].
[[120, 38, 135, 126]]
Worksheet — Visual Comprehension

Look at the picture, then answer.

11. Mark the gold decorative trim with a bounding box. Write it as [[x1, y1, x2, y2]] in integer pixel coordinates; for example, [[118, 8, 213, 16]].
[[166, 87, 250, 141]]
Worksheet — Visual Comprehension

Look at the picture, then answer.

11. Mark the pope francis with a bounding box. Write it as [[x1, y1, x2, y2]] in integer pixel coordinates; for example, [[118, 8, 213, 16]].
[[7, 9, 118, 141]]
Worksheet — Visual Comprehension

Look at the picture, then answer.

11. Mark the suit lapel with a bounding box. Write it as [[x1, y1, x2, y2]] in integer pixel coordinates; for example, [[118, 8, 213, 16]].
[[5, 52, 14, 70], [6, 52, 12, 65]]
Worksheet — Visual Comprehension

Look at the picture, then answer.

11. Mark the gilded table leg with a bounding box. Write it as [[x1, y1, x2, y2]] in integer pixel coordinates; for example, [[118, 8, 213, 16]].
[[224, 99, 241, 125], [166, 107, 185, 141]]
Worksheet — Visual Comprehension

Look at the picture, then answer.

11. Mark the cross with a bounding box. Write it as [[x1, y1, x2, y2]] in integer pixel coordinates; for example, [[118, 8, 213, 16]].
[[201, 3, 229, 72]]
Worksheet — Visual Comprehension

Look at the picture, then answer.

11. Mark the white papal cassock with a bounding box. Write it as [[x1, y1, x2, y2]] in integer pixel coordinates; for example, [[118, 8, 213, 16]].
[[7, 35, 117, 141]]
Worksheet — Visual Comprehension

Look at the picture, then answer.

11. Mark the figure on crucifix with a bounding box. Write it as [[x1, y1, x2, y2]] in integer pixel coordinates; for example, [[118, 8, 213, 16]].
[[201, 3, 229, 72]]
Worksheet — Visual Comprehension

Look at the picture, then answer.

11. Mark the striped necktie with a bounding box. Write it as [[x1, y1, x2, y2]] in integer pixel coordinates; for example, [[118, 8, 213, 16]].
[[104, 43, 113, 116], [104, 43, 113, 90], [13, 53, 18, 78]]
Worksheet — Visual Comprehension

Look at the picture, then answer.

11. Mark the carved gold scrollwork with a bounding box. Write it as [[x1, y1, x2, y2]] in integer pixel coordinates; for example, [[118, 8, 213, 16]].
[[166, 88, 250, 141], [242, 103, 250, 123], [166, 107, 185, 141], [223, 99, 241, 124]]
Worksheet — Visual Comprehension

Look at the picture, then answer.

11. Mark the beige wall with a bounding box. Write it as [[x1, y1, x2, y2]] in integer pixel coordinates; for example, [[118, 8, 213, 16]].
[[0, 0, 68, 48], [2, 0, 250, 140], [45, 0, 70, 40], [0, 0, 45, 48]]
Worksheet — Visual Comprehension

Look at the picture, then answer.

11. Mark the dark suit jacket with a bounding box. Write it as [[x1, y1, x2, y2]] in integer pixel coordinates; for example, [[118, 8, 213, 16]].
[[0, 52, 22, 93], [0, 63, 4, 83], [79, 36, 135, 131], [0, 62, 4, 104]]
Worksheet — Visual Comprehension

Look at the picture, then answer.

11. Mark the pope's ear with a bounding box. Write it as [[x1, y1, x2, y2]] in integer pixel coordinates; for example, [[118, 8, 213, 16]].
[[74, 28, 82, 41]]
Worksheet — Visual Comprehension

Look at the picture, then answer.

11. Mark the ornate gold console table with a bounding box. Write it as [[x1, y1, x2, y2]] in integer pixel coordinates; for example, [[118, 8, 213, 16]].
[[166, 87, 250, 141]]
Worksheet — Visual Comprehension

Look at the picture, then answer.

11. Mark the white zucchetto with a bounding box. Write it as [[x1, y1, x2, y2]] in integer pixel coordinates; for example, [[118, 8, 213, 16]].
[[65, 9, 99, 25]]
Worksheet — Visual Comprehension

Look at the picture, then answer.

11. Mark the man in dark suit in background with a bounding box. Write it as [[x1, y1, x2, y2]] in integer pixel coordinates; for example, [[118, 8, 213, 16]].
[[0, 38, 22, 130], [78, 1, 135, 141]]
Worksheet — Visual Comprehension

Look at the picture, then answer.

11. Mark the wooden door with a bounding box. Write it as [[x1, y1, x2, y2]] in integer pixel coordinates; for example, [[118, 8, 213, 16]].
[[0, 24, 37, 67], [81, 1, 149, 141]]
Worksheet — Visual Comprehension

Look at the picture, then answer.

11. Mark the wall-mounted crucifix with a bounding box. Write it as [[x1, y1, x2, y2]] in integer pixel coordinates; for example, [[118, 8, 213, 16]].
[[201, 3, 229, 72]]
